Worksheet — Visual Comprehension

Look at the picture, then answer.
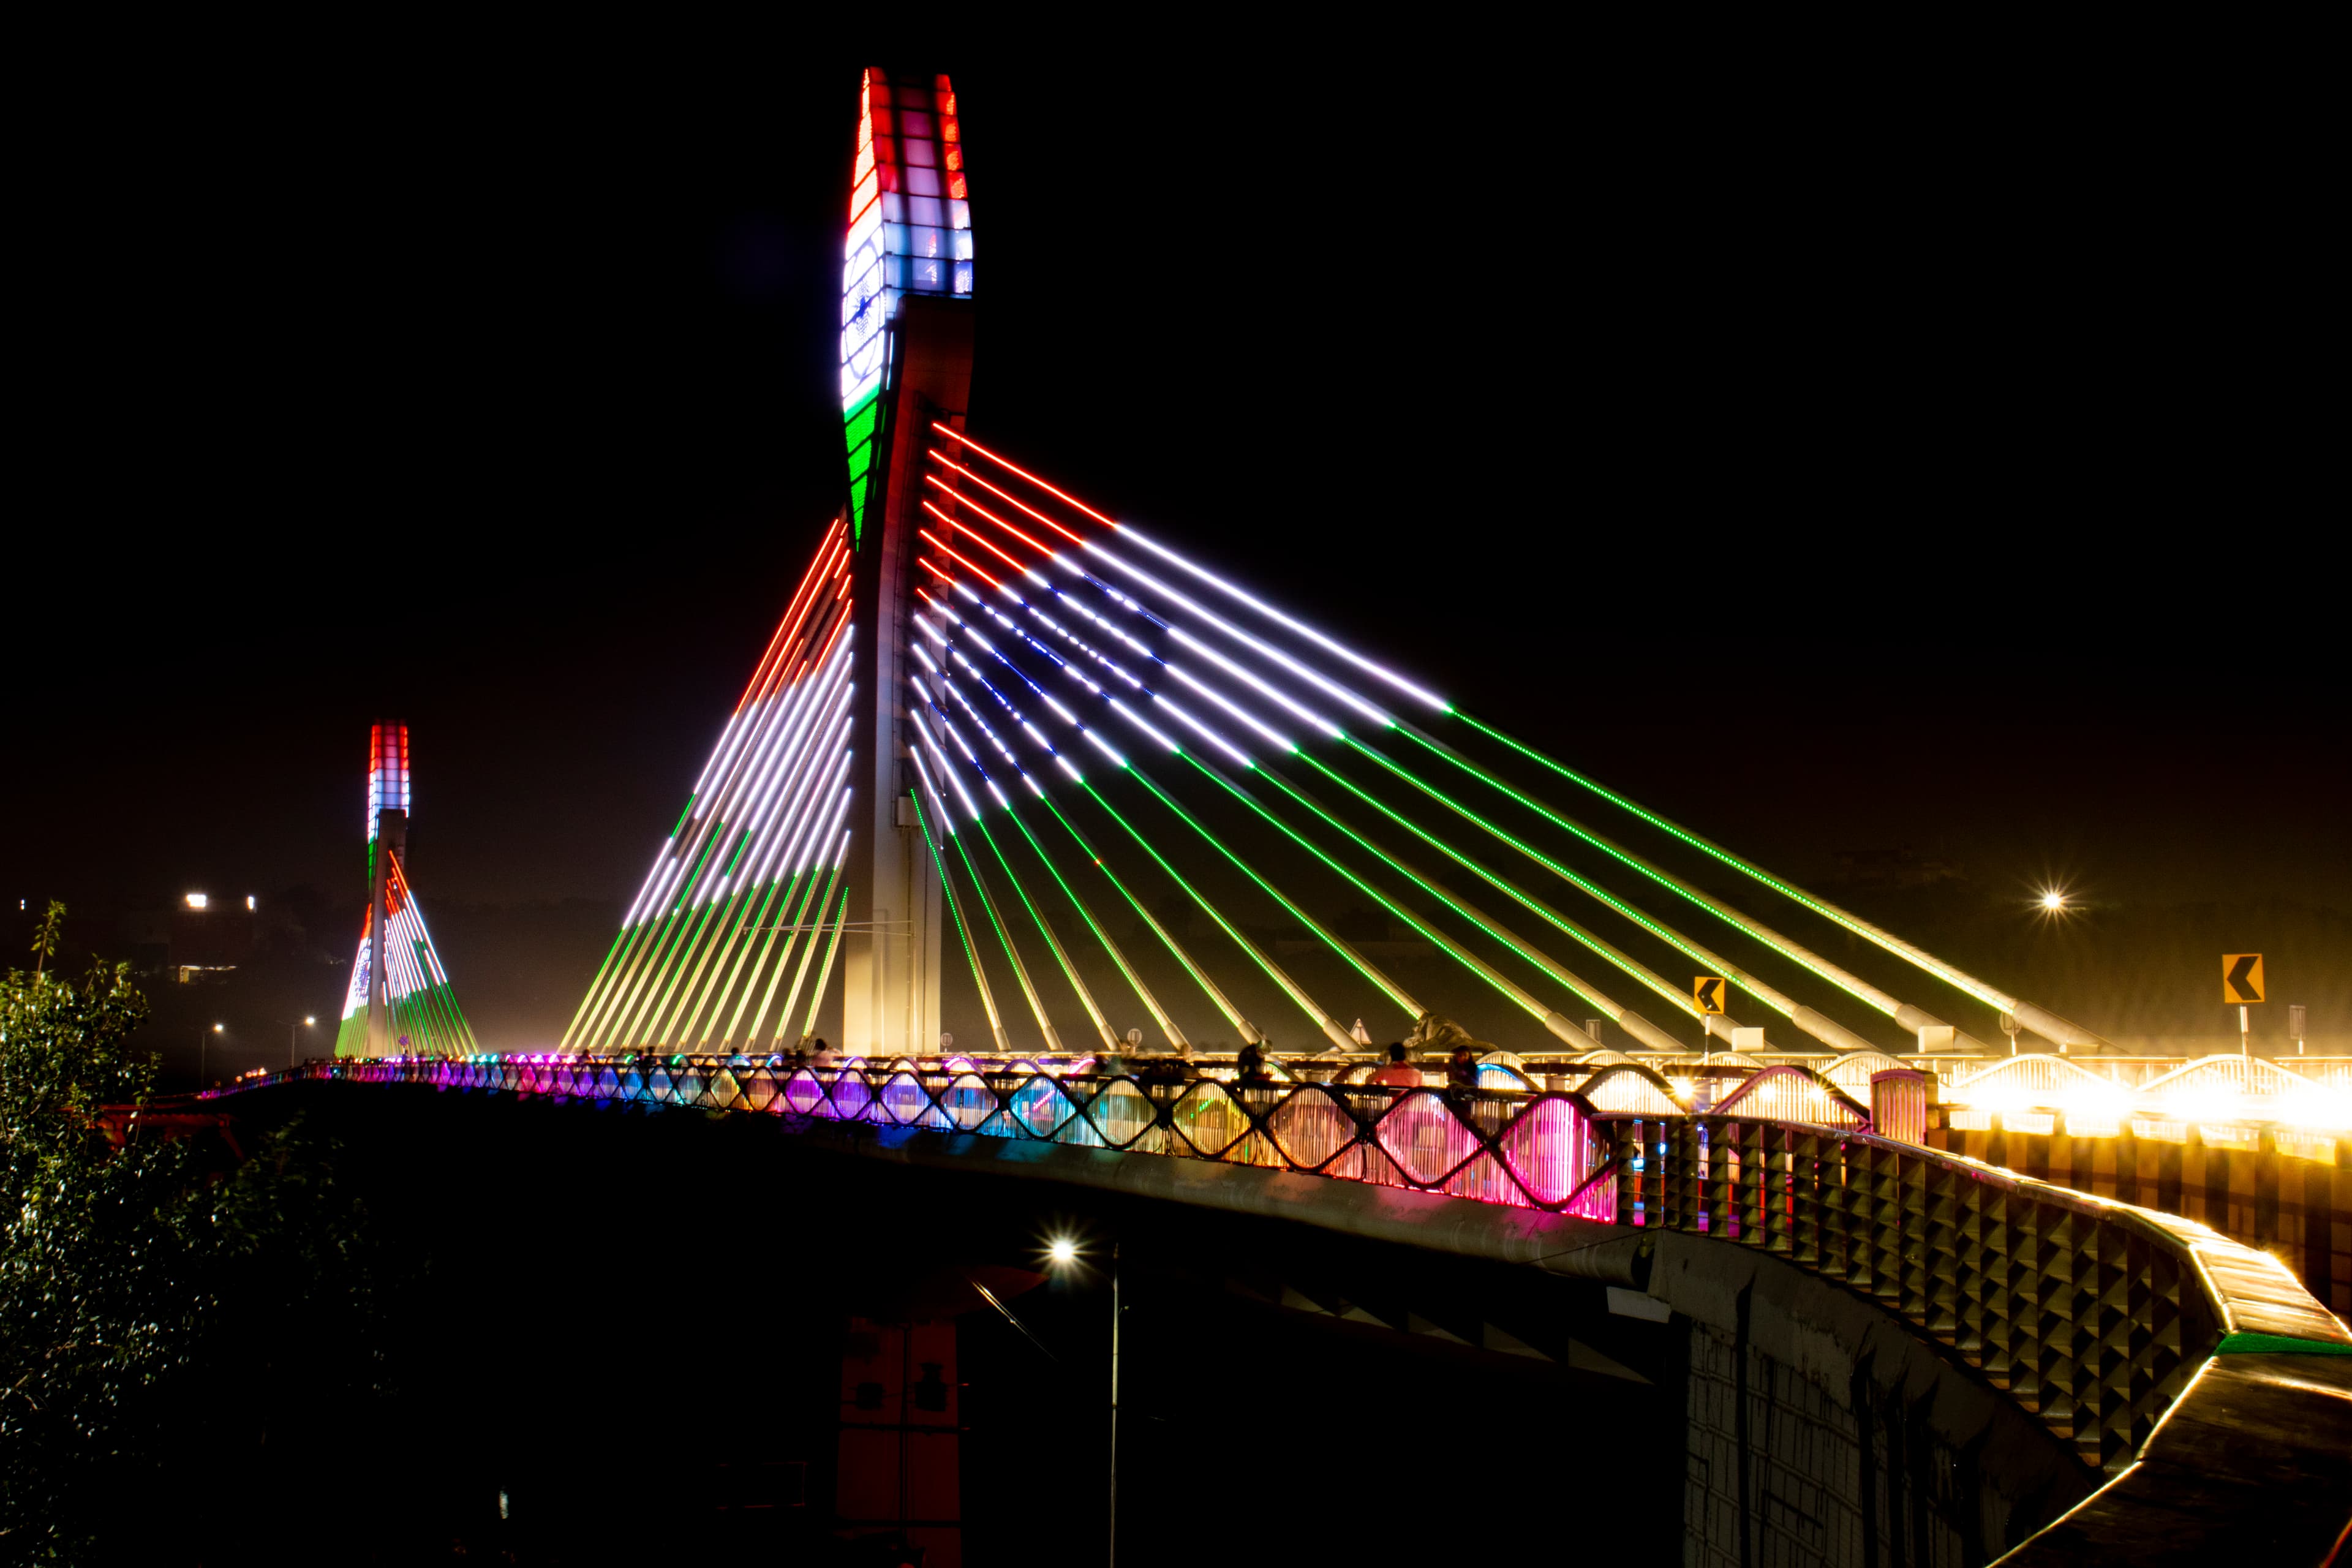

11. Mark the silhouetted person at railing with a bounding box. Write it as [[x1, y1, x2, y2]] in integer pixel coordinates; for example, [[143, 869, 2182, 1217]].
[[1138, 1052, 1190, 1088], [804, 1036, 837, 1068], [1234, 1041, 1275, 1086], [1369, 1042, 1422, 1088], [1446, 1044, 1479, 1101]]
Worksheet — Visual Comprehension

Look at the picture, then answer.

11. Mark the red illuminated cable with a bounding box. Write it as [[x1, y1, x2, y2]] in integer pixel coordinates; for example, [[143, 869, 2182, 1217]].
[[746, 526, 843, 700], [922, 475, 1056, 558], [737, 524, 845, 709], [750, 541, 850, 708], [919, 502, 1028, 576], [928, 424, 1118, 529], [916, 528, 1003, 589], [925, 456, 1085, 546], [917, 556, 956, 586]]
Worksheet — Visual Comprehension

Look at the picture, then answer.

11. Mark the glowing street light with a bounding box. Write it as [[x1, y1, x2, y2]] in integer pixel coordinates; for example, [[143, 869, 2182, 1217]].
[[1047, 1237, 1079, 1267], [185, 892, 209, 910]]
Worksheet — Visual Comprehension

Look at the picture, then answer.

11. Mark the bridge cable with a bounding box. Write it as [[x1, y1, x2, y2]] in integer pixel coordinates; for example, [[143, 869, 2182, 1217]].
[[910, 785, 1011, 1052], [795, 881, 853, 1046]]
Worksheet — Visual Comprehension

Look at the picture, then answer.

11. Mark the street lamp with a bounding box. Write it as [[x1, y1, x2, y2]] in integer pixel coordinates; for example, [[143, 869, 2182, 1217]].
[[1044, 1234, 1119, 1567], [276, 1016, 318, 1070], [200, 1022, 224, 1084]]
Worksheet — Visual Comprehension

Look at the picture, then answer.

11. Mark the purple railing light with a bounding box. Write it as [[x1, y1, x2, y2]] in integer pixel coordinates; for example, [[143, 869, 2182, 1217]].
[[206, 1055, 1619, 1220]]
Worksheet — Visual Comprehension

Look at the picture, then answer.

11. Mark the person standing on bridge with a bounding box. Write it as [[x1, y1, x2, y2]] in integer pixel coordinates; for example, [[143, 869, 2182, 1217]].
[[1234, 1041, 1274, 1085], [1369, 1044, 1422, 1089]]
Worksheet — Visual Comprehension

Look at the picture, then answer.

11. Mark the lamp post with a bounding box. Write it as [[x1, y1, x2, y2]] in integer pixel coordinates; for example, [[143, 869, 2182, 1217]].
[[276, 1016, 318, 1069], [1045, 1235, 1119, 1567], [200, 1022, 223, 1085]]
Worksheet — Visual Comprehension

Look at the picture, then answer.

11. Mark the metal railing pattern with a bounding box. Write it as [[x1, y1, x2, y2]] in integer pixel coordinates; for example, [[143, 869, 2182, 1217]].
[[232, 1055, 1616, 1218], [206, 1054, 2350, 1479], [1607, 1114, 2348, 1472]]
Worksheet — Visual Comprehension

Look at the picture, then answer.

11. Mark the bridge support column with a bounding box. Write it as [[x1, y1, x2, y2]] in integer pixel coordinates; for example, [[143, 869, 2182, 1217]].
[[842, 296, 971, 1058]]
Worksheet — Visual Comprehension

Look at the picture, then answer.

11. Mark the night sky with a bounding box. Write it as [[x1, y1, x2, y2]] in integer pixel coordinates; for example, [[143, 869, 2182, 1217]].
[[13, 51, 2343, 1057]]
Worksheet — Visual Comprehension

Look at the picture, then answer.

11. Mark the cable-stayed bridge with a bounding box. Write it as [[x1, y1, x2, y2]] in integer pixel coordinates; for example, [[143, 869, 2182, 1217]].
[[208, 66, 2343, 1564]]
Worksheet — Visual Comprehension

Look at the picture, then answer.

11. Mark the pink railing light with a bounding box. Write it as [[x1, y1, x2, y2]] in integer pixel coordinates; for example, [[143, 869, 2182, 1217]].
[[216, 1054, 1619, 1221]]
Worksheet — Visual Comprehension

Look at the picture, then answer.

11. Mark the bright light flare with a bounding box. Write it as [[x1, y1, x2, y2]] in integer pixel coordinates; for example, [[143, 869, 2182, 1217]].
[[1046, 1237, 1079, 1266]]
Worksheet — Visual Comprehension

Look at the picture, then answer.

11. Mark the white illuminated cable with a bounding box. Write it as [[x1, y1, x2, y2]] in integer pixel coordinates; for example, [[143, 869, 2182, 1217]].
[[678, 637, 851, 908], [931, 585, 1243, 764], [1158, 660, 1292, 752], [913, 703, 985, 822], [1078, 545, 1392, 726], [908, 741, 959, 835], [1082, 729, 1127, 767], [750, 726, 854, 886], [744, 732, 846, 890], [694, 646, 851, 897], [1114, 526, 1446, 709], [1168, 627, 1337, 736], [729, 674, 858, 887], [1106, 698, 1177, 753], [667, 622, 852, 910]]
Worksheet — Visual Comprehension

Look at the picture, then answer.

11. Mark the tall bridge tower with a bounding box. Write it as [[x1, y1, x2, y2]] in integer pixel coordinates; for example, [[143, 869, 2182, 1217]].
[[335, 723, 475, 1058], [836, 68, 976, 1058]]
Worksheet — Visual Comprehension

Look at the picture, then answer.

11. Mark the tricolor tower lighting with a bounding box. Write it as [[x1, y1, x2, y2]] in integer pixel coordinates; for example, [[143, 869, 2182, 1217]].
[[333, 723, 477, 1058]]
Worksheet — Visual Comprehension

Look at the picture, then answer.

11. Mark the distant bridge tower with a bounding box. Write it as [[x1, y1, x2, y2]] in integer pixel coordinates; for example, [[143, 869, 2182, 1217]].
[[334, 723, 475, 1058], [836, 67, 975, 1058]]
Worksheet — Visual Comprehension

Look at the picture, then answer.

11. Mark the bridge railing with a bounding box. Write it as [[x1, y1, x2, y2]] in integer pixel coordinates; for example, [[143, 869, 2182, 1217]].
[[1605, 1113, 2348, 1472], [227, 1054, 1621, 1219], [212, 1054, 2346, 1477]]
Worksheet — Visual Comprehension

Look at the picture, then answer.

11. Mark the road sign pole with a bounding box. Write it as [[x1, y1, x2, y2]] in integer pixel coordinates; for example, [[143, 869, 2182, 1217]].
[[2239, 1004, 2249, 1058]]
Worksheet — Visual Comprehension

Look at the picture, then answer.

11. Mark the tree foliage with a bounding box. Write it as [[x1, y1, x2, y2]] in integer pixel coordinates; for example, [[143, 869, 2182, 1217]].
[[2, 927, 379, 1561]]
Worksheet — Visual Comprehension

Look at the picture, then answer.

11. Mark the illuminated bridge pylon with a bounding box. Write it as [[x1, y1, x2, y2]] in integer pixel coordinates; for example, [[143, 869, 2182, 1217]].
[[562, 65, 2116, 1067], [333, 723, 477, 1058]]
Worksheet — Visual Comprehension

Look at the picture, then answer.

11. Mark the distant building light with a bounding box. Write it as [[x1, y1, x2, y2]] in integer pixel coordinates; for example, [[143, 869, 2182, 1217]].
[[185, 892, 209, 910], [246, 895, 256, 911]]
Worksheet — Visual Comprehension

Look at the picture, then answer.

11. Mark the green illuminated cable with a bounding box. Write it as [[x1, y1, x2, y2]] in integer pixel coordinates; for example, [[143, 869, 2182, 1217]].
[[1038, 793, 1256, 1044], [692, 874, 793, 1047], [1450, 710, 2022, 1017], [952, 823, 1063, 1053], [1248, 759, 1689, 1040], [582, 907, 684, 1051], [595, 824, 727, 1048], [913, 789, 1009, 1050], [731, 861, 827, 1048], [1125, 766, 1420, 1022], [1181, 755, 1574, 1037], [972, 809, 1117, 1049], [618, 854, 733, 1047], [1340, 735, 1810, 1024], [775, 868, 849, 1046], [1293, 752, 1722, 1028], [797, 884, 852, 1042], [651, 872, 769, 1049], [1390, 726, 1907, 1019], [1081, 777, 1358, 1052], [1004, 797, 1186, 1049], [561, 925, 635, 1050], [572, 907, 670, 1050]]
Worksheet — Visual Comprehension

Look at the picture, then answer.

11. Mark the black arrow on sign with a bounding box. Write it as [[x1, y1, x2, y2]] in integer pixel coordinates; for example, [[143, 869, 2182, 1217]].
[[2225, 955, 2261, 1003], [1696, 978, 1724, 1012]]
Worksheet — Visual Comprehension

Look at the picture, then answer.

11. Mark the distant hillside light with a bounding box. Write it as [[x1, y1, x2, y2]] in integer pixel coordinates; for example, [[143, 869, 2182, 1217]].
[[246, 895, 256, 911], [185, 892, 209, 910]]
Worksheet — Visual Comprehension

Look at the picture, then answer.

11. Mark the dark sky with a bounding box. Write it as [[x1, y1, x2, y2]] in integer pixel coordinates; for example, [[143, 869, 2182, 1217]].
[[13, 49, 2343, 1030]]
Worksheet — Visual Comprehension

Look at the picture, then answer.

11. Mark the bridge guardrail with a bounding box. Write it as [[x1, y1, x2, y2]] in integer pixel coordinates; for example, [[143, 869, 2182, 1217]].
[[1610, 1114, 2350, 1472], [202, 1054, 2348, 1477]]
